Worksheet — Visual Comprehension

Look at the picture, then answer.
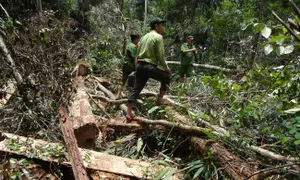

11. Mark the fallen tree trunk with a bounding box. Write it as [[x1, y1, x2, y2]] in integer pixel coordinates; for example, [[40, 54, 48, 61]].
[[59, 107, 89, 180], [69, 76, 99, 148], [0, 132, 181, 179], [90, 94, 143, 106], [99, 117, 167, 137], [166, 61, 235, 73], [190, 137, 257, 180], [163, 108, 259, 179], [99, 117, 258, 179], [134, 117, 209, 136]]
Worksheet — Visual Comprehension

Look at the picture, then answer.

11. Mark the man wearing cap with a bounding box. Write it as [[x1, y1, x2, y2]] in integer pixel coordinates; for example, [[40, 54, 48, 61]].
[[126, 18, 171, 121], [116, 33, 140, 100], [179, 36, 197, 84]]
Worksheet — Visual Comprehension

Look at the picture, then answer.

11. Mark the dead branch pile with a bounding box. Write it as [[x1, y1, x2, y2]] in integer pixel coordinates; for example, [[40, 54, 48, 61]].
[[0, 11, 88, 140]]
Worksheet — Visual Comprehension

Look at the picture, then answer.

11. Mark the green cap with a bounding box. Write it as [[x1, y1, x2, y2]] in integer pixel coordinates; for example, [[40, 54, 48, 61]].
[[150, 18, 166, 29], [187, 36, 194, 40]]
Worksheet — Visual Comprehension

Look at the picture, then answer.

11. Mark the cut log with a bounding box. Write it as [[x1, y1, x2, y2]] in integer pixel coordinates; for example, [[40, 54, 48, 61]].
[[0, 132, 181, 179], [163, 108, 258, 179], [190, 137, 257, 180], [69, 76, 99, 148], [166, 61, 235, 73], [0, 79, 17, 108], [98, 117, 167, 137], [134, 117, 209, 136], [90, 94, 143, 105], [59, 107, 89, 180], [72, 63, 92, 77]]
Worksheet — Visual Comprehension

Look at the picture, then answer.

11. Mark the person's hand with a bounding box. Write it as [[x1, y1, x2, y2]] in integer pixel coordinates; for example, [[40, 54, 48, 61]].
[[166, 68, 171, 75], [191, 48, 197, 52]]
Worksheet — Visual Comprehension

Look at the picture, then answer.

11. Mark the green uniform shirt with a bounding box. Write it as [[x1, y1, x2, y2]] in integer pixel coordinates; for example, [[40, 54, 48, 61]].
[[137, 30, 169, 71], [180, 43, 196, 65], [124, 42, 138, 66]]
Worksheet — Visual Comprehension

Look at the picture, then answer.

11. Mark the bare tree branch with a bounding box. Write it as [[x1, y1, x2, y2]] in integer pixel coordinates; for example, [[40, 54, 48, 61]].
[[271, 11, 300, 42]]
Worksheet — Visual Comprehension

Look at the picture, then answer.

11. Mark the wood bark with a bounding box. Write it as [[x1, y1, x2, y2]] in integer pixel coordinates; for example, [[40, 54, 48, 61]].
[[0, 132, 181, 179], [59, 107, 89, 180], [166, 61, 234, 73], [99, 117, 167, 136], [190, 137, 257, 180], [69, 76, 99, 148]]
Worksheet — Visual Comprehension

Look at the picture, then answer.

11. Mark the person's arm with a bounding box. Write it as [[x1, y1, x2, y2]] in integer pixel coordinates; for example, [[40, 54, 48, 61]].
[[182, 49, 196, 54], [181, 44, 196, 54], [134, 57, 137, 69], [132, 45, 138, 69], [156, 36, 170, 73]]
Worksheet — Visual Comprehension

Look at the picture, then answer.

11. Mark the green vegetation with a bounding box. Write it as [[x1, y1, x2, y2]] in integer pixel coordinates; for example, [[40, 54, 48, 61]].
[[0, 0, 299, 179]]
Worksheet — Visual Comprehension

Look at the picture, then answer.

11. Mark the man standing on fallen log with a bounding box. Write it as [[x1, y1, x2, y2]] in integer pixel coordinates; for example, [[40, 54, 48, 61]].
[[116, 33, 140, 100], [179, 36, 197, 85], [126, 18, 171, 121]]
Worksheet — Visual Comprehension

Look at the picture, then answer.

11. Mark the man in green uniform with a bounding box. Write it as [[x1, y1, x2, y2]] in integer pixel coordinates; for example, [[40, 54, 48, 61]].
[[116, 33, 140, 100], [126, 18, 171, 121], [179, 36, 197, 85]]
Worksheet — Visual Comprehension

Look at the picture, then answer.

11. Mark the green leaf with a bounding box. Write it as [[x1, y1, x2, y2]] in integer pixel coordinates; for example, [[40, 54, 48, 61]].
[[284, 106, 300, 114], [254, 23, 264, 33], [136, 138, 143, 153], [268, 35, 289, 43], [148, 106, 159, 114], [200, 128, 217, 140], [294, 139, 300, 145], [232, 84, 241, 90], [193, 167, 204, 179], [264, 44, 273, 55], [156, 168, 169, 180], [295, 133, 300, 139], [188, 164, 203, 173], [284, 45, 294, 54], [289, 128, 297, 134], [276, 46, 284, 56], [261, 26, 272, 38], [163, 168, 176, 180], [187, 160, 203, 166], [152, 160, 170, 167]]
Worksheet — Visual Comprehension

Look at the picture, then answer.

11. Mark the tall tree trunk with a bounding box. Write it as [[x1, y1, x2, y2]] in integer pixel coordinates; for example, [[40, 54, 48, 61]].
[[250, 0, 264, 67], [118, 0, 124, 13], [144, 0, 148, 28], [77, 0, 90, 28], [36, 0, 42, 14]]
